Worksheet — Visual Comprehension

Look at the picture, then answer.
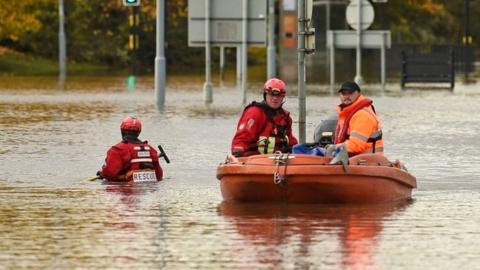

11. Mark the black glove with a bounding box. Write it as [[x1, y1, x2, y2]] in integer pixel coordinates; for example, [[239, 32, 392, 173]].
[[96, 171, 104, 179], [232, 150, 244, 157]]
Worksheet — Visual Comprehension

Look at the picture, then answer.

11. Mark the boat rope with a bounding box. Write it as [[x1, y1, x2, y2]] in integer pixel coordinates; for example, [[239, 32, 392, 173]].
[[272, 151, 289, 186]]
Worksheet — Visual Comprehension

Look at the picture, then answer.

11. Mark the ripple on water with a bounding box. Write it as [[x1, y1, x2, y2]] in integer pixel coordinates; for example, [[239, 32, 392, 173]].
[[1, 84, 480, 269]]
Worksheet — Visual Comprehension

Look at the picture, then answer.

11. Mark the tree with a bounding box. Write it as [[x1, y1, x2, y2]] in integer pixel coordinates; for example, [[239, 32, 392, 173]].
[[385, 0, 460, 44], [0, 0, 51, 42]]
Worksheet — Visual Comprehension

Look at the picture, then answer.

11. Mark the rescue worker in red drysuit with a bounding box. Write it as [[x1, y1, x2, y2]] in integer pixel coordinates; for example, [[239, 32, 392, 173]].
[[97, 116, 163, 181], [330, 81, 384, 156], [229, 78, 298, 158]]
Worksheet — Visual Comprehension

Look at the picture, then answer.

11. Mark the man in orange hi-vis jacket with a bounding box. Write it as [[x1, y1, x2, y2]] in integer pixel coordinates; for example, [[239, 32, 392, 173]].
[[331, 81, 384, 156]]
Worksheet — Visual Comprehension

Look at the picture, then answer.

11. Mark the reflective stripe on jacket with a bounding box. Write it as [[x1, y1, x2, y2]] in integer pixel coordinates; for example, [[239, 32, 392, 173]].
[[335, 95, 384, 156], [101, 140, 163, 181]]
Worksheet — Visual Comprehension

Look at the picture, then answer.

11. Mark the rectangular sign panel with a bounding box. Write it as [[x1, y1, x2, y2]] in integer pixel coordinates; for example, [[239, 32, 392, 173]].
[[327, 30, 391, 49], [188, 0, 267, 47]]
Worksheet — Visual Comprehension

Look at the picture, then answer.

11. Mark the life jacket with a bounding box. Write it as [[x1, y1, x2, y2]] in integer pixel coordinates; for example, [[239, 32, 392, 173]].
[[335, 98, 374, 144], [245, 101, 291, 154], [335, 96, 384, 155], [117, 140, 155, 176]]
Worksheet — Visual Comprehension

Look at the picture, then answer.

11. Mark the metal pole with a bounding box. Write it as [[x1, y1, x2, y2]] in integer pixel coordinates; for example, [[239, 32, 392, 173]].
[[203, 0, 213, 104], [464, 0, 470, 84], [381, 39, 386, 92], [326, 0, 331, 87], [237, 46, 242, 89], [220, 46, 225, 87], [329, 33, 335, 95], [241, 0, 248, 106], [58, 0, 66, 89], [130, 7, 140, 77], [267, 0, 276, 78], [380, 2, 386, 92], [298, 0, 306, 143], [155, 0, 166, 108], [354, 0, 363, 85]]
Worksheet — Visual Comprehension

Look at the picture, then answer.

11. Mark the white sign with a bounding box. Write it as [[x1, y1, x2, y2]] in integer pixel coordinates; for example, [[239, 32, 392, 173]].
[[346, 0, 375, 30], [132, 171, 157, 182], [327, 30, 391, 49], [188, 0, 267, 47], [283, 0, 295, 11]]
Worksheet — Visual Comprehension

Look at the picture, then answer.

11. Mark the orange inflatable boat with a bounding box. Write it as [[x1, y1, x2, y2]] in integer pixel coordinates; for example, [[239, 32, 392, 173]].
[[216, 153, 417, 203]]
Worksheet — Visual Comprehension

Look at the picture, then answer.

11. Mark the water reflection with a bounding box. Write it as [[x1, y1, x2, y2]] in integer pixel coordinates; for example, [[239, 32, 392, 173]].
[[99, 182, 165, 268], [218, 201, 412, 270], [104, 182, 159, 230]]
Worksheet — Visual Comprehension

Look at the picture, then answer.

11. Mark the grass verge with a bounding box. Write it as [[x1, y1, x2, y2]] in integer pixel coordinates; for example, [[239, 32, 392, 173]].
[[0, 51, 115, 76]]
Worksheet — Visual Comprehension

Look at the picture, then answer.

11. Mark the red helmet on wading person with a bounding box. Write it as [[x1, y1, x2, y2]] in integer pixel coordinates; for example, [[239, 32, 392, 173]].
[[120, 116, 142, 134]]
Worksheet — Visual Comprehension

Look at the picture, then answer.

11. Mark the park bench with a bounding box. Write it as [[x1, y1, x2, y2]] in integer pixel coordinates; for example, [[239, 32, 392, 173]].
[[401, 50, 455, 90]]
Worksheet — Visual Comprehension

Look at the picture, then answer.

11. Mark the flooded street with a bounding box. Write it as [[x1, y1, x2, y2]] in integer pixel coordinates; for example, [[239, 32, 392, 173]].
[[1, 76, 480, 269]]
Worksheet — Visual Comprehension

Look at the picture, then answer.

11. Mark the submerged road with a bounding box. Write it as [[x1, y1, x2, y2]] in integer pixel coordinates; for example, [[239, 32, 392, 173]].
[[0, 78, 479, 269]]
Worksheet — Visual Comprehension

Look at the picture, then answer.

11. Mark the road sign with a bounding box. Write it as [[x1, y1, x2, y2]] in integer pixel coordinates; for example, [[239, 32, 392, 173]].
[[283, 0, 295, 11], [188, 0, 267, 47], [327, 30, 390, 49], [346, 0, 375, 30], [123, 0, 140, 6], [327, 30, 391, 93]]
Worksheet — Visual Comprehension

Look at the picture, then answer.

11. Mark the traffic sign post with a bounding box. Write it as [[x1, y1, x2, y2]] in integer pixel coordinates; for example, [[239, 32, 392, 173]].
[[297, 0, 316, 143], [328, 0, 391, 93], [58, 0, 66, 90], [346, 0, 375, 85], [188, 0, 266, 47], [267, 0, 276, 79], [188, 0, 267, 105], [126, 5, 140, 91], [155, 0, 166, 109], [346, 0, 374, 30]]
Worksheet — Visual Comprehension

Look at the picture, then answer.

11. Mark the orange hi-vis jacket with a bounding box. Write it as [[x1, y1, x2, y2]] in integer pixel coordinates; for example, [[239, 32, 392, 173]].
[[334, 95, 384, 156]]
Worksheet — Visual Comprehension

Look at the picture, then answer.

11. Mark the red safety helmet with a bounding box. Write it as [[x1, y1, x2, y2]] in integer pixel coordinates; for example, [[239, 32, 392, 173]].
[[263, 78, 286, 95], [120, 116, 142, 133]]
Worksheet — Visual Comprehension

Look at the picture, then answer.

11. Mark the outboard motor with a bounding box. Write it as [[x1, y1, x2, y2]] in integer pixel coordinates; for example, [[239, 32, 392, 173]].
[[313, 113, 338, 147]]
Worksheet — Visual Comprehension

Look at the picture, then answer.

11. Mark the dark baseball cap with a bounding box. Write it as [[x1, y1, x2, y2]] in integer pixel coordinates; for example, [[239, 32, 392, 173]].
[[338, 81, 361, 93]]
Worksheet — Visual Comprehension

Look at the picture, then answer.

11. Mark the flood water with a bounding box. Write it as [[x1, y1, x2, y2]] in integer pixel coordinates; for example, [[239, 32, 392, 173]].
[[1, 76, 480, 269]]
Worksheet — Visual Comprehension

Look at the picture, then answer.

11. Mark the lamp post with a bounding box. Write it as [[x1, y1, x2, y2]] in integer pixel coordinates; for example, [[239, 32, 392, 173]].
[[464, 0, 472, 84], [203, 0, 213, 104], [155, 0, 166, 108], [354, 0, 363, 85], [267, 0, 276, 79], [298, 0, 306, 143], [58, 0, 66, 89], [241, 0, 248, 105]]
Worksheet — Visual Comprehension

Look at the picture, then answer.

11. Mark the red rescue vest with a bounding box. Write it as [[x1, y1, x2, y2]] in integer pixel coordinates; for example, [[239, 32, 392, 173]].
[[245, 102, 292, 154], [118, 142, 156, 175]]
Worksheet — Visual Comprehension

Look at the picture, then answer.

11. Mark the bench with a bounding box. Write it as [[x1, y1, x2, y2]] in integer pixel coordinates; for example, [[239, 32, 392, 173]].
[[401, 50, 455, 90]]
